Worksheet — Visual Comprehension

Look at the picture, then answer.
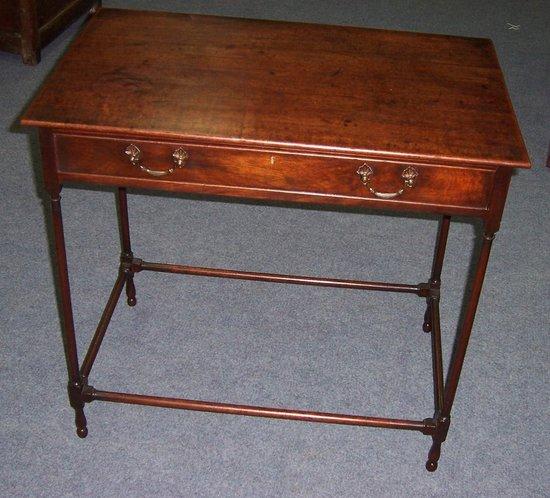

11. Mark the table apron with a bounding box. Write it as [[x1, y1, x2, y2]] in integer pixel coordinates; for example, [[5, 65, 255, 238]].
[[53, 133, 496, 218]]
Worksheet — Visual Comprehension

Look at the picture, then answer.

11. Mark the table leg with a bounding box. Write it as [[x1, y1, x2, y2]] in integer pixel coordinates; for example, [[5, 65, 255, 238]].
[[425, 229, 495, 471], [50, 194, 88, 437], [117, 188, 137, 306], [423, 215, 451, 333], [19, 0, 40, 65]]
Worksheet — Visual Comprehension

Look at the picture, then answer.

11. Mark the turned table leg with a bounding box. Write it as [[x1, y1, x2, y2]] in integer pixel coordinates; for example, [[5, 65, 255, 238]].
[[50, 193, 88, 437], [117, 188, 137, 306], [425, 229, 495, 471], [423, 215, 451, 333]]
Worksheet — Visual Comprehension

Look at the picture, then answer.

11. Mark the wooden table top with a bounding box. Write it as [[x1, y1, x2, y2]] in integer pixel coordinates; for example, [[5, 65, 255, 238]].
[[22, 8, 529, 169]]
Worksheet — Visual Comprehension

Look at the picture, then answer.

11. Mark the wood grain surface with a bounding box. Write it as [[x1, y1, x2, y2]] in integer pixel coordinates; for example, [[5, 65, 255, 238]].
[[21, 8, 530, 169]]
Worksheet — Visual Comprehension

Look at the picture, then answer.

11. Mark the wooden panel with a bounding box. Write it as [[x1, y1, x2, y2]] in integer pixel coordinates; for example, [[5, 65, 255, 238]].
[[0, 1, 19, 32], [54, 133, 494, 214], [37, 0, 73, 26], [21, 8, 530, 169]]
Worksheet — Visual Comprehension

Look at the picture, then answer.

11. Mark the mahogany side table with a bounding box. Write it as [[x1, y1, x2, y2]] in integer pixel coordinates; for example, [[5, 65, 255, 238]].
[[21, 8, 530, 471]]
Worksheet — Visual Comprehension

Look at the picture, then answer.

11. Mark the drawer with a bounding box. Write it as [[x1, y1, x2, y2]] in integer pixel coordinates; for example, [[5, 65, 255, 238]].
[[53, 134, 495, 214]]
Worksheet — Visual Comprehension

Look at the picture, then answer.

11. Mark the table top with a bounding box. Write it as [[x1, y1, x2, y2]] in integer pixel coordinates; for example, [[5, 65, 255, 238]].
[[22, 8, 529, 169]]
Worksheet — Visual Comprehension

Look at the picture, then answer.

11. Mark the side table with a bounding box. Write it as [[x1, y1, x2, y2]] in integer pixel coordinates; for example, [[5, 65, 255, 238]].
[[21, 8, 530, 471]]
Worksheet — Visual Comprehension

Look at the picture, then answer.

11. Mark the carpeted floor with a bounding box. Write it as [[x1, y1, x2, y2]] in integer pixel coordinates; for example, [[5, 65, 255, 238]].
[[1, 1, 548, 496]]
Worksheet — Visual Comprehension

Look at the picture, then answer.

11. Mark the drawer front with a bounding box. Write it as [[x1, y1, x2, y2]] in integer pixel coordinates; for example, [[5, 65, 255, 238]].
[[54, 134, 494, 214]]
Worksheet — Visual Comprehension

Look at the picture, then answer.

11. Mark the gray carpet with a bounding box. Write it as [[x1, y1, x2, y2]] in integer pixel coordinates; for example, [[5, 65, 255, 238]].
[[1, 1, 549, 496]]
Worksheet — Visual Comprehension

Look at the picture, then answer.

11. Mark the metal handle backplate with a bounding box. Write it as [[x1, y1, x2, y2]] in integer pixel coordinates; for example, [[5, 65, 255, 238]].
[[356, 163, 418, 199], [124, 144, 189, 177]]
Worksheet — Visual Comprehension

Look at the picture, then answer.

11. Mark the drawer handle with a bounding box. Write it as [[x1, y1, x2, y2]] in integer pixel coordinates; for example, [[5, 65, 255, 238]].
[[124, 144, 189, 177], [356, 164, 418, 199]]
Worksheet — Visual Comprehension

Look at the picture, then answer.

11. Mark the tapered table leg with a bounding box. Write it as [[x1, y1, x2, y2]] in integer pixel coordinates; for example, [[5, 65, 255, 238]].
[[426, 229, 495, 471], [117, 188, 136, 306], [19, 0, 41, 65], [50, 194, 88, 437], [423, 215, 450, 333]]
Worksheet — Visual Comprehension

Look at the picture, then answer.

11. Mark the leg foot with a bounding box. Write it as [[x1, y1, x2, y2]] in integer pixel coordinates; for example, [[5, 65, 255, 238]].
[[125, 274, 137, 306], [68, 379, 88, 438], [425, 460, 438, 472], [22, 50, 40, 65], [422, 303, 432, 333], [74, 406, 88, 438], [426, 439, 441, 472]]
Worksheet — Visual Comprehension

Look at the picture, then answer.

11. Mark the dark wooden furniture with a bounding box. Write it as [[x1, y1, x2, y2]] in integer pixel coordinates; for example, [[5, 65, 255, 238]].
[[21, 9, 530, 471], [0, 0, 100, 64]]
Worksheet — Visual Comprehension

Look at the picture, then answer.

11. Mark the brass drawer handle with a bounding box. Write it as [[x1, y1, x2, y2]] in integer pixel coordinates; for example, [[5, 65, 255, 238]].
[[124, 144, 188, 177], [356, 163, 419, 199]]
